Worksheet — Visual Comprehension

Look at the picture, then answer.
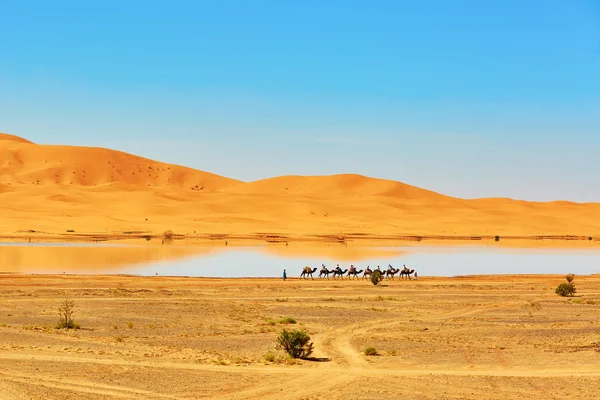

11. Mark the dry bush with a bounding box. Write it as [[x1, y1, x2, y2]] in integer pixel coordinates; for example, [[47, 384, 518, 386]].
[[370, 270, 383, 286], [56, 299, 80, 329], [363, 346, 378, 356], [556, 283, 576, 297], [276, 329, 314, 359]]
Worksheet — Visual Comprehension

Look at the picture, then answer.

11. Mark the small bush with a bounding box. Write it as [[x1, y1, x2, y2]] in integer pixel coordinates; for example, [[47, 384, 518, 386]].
[[127, 321, 134, 329], [494, 235, 500, 242], [279, 317, 297, 324], [162, 230, 174, 240], [556, 282, 576, 297], [263, 351, 276, 362], [276, 329, 314, 359], [370, 270, 383, 286], [56, 299, 80, 329], [566, 273, 575, 283], [589, 236, 593, 241], [363, 346, 378, 356], [115, 335, 124, 343], [265, 319, 277, 326], [67, 229, 75, 233]]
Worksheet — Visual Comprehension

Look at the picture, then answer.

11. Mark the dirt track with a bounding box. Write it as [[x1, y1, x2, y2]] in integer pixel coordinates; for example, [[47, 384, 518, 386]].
[[1, 274, 600, 399]]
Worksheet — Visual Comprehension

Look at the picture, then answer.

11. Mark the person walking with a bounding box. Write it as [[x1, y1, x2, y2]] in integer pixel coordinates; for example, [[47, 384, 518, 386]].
[[282, 269, 287, 281]]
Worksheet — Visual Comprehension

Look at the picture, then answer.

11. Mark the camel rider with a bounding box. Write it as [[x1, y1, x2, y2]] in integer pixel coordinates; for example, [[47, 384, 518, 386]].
[[336, 264, 342, 274], [349, 265, 355, 273]]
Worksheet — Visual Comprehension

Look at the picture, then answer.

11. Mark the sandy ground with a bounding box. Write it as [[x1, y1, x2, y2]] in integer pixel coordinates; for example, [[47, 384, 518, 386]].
[[2, 132, 600, 241], [1, 273, 600, 399]]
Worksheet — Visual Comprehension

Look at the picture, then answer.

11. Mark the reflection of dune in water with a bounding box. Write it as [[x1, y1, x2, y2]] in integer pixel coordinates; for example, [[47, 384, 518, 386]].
[[0, 244, 221, 273], [260, 243, 405, 261]]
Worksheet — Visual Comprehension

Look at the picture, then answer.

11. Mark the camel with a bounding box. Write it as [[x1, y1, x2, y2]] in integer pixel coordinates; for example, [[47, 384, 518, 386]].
[[319, 264, 335, 279], [362, 266, 373, 279], [400, 268, 415, 280], [385, 266, 400, 280], [347, 267, 364, 280], [332, 267, 348, 279], [301, 266, 317, 280]]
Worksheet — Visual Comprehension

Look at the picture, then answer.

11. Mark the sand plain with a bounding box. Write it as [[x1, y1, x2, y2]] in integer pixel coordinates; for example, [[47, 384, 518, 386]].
[[1, 273, 600, 399]]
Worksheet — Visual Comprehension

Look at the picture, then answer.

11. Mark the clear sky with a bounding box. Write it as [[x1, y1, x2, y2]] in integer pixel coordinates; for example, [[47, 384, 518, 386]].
[[1, 0, 599, 201]]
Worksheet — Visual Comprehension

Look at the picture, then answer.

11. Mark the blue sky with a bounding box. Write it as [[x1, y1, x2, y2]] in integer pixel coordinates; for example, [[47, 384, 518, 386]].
[[1, 0, 599, 201]]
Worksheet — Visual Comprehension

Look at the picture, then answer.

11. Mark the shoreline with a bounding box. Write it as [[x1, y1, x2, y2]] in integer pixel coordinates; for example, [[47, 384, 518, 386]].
[[1, 232, 598, 249]]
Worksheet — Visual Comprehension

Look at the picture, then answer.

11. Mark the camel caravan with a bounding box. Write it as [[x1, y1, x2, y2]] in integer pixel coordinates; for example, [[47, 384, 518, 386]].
[[300, 264, 417, 280]]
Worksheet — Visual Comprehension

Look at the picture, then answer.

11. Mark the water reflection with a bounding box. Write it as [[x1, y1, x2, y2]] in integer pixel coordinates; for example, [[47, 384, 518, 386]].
[[1, 242, 599, 277]]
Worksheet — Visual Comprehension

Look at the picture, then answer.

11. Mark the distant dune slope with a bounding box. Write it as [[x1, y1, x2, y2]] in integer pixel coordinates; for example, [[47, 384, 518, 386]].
[[0, 133, 241, 191], [1, 132, 600, 238], [223, 174, 458, 202]]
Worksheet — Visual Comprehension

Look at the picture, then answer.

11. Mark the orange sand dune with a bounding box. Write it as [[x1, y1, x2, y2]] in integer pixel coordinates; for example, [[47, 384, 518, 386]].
[[1, 132, 600, 241], [0, 132, 240, 191]]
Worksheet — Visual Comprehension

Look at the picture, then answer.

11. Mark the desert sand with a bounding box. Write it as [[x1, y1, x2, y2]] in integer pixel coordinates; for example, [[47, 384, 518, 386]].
[[2, 132, 600, 245], [1, 273, 600, 399]]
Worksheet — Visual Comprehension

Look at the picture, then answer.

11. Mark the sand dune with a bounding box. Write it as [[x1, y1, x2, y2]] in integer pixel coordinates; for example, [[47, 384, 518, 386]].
[[0, 133, 240, 191], [1, 132, 600, 240], [224, 173, 456, 201]]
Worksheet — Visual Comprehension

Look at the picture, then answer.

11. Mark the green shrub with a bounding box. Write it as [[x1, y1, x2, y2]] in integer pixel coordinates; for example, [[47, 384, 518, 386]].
[[566, 273, 575, 283], [263, 351, 276, 362], [556, 282, 576, 297], [278, 317, 297, 324], [363, 346, 378, 356], [276, 329, 314, 359], [55, 299, 80, 329], [370, 270, 383, 286]]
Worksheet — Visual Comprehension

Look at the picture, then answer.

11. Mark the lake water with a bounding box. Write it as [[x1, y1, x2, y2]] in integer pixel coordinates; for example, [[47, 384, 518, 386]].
[[1, 242, 600, 277]]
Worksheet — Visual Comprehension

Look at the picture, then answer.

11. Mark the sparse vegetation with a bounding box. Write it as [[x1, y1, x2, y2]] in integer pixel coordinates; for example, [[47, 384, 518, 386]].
[[162, 230, 174, 241], [555, 274, 576, 297], [363, 346, 378, 356], [570, 298, 600, 305], [55, 298, 80, 329], [114, 335, 124, 343], [127, 321, 134, 329], [589, 236, 593, 241], [276, 329, 314, 359], [265, 317, 297, 326], [66, 229, 75, 233], [143, 235, 152, 241], [521, 300, 542, 317], [263, 351, 277, 362], [375, 296, 398, 301], [370, 270, 383, 286], [556, 283, 576, 297], [494, 235, 500, 242]]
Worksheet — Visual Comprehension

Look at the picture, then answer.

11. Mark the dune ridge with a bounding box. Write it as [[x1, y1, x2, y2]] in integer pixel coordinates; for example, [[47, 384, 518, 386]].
[[1, 132, 600, 240]]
